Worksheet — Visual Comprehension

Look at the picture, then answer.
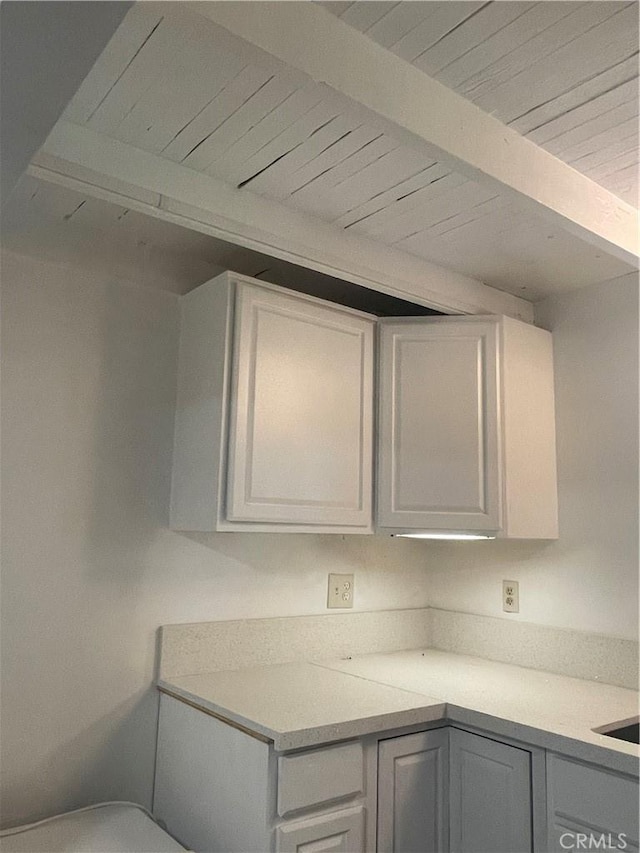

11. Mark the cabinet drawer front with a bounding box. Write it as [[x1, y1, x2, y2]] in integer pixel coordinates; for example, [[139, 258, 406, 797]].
[[278, 741, 364, 817], [276, 805, 364, 853], [227, 283, 374, 528], [547, 754, 639, 851]]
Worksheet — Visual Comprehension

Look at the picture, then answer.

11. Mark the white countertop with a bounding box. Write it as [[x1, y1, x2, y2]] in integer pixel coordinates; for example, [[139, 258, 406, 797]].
[[158, 648, 639, 774]]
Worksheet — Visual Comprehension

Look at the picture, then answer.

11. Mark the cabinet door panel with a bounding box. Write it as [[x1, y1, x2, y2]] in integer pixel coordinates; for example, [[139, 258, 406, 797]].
[[378, 729, 449, 853], [377, 319, 500, 531], [449, 728, 531, 853], [227, 283, 373, 526], [276, 806, 364, 853], [546, 754, 639, 852]]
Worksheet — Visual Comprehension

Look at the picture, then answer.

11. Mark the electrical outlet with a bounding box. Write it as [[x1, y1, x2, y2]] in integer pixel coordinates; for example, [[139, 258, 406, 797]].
[[503, 580, 519, 613], [327, 573, 354, 609]]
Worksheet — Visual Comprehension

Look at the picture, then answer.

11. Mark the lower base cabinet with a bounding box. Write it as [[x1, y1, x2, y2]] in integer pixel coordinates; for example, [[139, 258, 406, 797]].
[[377, 728, 532, 853], [154, 693, 637, 853]]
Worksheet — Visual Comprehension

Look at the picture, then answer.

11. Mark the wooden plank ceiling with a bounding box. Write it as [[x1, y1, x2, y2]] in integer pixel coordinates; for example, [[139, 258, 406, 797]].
[[46, 2, 638, 299], [320, 1, 639, 206]]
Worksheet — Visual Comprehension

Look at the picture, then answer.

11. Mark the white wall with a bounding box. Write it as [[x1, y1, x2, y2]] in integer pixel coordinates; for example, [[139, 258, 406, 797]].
[[0, 3, 130, 202], [2, 249, 638, 827], [425, 272, 639, 641], [0, 249, 431, 826]]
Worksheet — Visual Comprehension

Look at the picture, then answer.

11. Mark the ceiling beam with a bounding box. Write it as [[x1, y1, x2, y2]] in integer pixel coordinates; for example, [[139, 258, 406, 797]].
[[190, 1, 638, 268], [35, 121, 533, 321]]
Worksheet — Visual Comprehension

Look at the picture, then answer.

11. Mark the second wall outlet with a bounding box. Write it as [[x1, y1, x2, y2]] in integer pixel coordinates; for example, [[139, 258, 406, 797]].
[[503, 580, 519, 613], [327, 573, 354, 609]]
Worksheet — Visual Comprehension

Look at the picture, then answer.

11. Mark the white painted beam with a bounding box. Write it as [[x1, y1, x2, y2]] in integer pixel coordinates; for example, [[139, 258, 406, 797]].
[[35, 121, 533, 320], [190, 1, 638, 267]]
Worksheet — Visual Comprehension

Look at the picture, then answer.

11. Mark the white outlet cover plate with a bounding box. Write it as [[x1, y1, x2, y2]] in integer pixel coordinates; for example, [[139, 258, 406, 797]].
[[327, 573, 354, 609], [503, 579, 519, 613]]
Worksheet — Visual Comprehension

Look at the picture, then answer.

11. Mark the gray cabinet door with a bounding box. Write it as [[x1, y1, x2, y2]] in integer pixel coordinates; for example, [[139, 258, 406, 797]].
[[377, 318, 500, 532], [378, 728, 449, 853], [449, 728, 532, 853], [546, 754, 639, 852]]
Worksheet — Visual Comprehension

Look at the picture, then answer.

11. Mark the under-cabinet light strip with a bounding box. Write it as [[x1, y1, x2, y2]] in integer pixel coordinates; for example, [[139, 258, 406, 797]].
[[392, 533, 496, 540]]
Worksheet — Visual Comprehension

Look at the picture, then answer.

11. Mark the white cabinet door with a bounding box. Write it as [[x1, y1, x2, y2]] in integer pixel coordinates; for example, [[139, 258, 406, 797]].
[[276, 806, 365, 853], [377, 318, 500, 531], [227, 282, 373, 528], [449, 728, 532, 853], [546, 754, 639, 853], [171, 272, 374, 532], [377, 729, 449, 853]]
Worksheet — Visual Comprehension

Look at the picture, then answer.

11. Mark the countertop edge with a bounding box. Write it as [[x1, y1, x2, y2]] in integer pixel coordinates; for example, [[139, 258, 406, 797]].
[[157, 678, 447, 751], [157, 676, 637, 774], [444, 705, 639, 776]]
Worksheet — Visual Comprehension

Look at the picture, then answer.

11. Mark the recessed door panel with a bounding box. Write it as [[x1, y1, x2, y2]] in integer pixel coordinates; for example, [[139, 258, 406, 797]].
[[378, 319, 500, 530], [227, 283, 373, 526]]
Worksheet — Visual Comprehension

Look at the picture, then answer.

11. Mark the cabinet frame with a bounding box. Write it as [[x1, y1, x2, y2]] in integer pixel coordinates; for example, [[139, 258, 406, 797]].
[[376, 313, 558, 539], [170, 271, 375, 533]]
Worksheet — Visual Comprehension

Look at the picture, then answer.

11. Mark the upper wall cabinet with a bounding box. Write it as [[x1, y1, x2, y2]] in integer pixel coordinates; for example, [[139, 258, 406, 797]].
[[377, 315, 558, 539], [170, 272, 374, 533]]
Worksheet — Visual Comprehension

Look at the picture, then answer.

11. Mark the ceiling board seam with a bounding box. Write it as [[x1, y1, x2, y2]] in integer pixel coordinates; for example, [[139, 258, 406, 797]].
[[512, 53, 640, 131], [600, 163, 638, 181], [366, 3, 433, 50], [523, 78, 639, 141], [237, 114, 343, 188], [200, 76, 304, 172], [289, 124, 362, 176], [431, 1, 538, 79], [361, 2, 403, 34], [208, 82, 309, 171], [87, 16, 164, 123], [561, 123, 638, 162], [479, 4, 639, 117], [289, 133, 385, 195], [217, 91, 333, 184], [160, 64, 251, 154], [409, 1, 493, 66], [182, 74, 276, 161], [343, 167, 450, 230], [237, 142, 306, 189], [356, 175, 471, 233], [543, 111, 640, 158], [324, 143, 401, 191], [389, 193, 502, 245], [397, 173, 448, 201], [305, 127, 355, 160], [342, 1, 402, 33], [239, 88, 326, 159], [422, 197, 505, 239], [62, 199, 87, 221], [447, 1, 582, 93], [337, 164, 434, 221], [161, 64, 252, 154]]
